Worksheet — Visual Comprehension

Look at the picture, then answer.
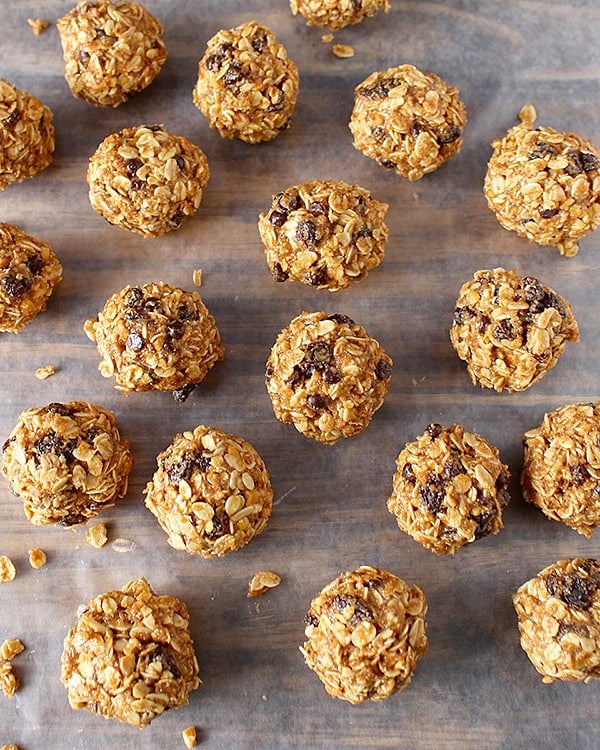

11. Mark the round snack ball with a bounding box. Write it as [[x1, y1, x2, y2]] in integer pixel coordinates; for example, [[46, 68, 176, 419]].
[[192, 20, 299, 144], [513, 558, 600, 683], [144, 425, 273, 557], [450, 267, 579, 393], [265, 311, 392, 444], [290, 0, 390, 30], [258, 179, 389, 291], [0, 222, 62, 333], [301, 565, 428, 703], [61, 577, 200, 727], [0, 79, 54, 189], [1, 401, 133, 527], [84, 282, 224, 401], [87, 124, 210, 238], [387, 422, 511, 554], [349, 64, 467, 180], [484, 104, 600, 257], [522, 402, 600, 537], [57, 0, 167, 107]]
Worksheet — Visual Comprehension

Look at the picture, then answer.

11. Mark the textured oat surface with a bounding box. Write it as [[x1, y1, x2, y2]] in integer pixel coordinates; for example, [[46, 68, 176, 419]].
[[87, 124, 210, 237], [193, 20, 299, 143], [144, 425, 273, 557], [265, 311, 392, 444], [258, 179, 388, 291], [1, 401, 133, 526], [301, 566, 428, 703], [484, 104, 600, 257], [349, 64, 467, 180], [513, 558, 600, 683], [450, 267, 579, 392], [290, 0, 390, 30], [0, 222, 62, 333], [522, 402, 600, 537], [387, 423, 510, 554], [60, 577, 200, 727], [84, 282, 224, 399], [57, 0, 167, 107]]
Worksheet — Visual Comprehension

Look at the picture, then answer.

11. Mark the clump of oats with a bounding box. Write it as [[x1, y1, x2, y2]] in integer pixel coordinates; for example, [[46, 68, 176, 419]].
[[248, 570, 281, 597], [0, 661, 19, 699], [85, 522, 108, 548], [35, 365, 56, 380], [0, 556, 16, 583], [28, 548, 47, 569], [291, 0, 389, 30], [182, 726, 197, 748], [27, 18, 49, 35], [0, 639, 24, 661]]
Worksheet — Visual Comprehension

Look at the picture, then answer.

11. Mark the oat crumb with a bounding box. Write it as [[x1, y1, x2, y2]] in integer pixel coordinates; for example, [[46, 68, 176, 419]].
[[321, 33, 334, 43], [332, 43, 354, 58], [111, 537, 136, 553], [182, 726, 197, 748], [27, 18, 49, 35], [86, 523, 108, 549], [518, 102, 537, 125], [192, 268, 203, 287], [247, 570, 281, 598], [0, 639, 25, 661], [0, 556, 16, 583], [35, 364, 56, 379], [0, 661, 19, 698], [28, 548, 47, 569]]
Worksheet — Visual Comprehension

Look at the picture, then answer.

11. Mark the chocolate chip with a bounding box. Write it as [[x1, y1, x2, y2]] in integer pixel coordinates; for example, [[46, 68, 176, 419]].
[[269, 209, 288, 227], [437, 126, 461, 145], [296, 219, 317, 246], [307, 393, 328, 410], [1, 275, 30, 298], [126, 332, 144, 352], [374, 358, 392, 380], [271, 262, 288, 282], [538, 206, 559, 219]]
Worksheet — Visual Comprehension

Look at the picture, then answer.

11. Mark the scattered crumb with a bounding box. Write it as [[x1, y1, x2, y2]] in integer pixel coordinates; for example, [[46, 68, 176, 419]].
[[0, 661, 19, 699], [333, 43, 354, 58], [28, 548, 47, 569], [27, 18, 49, 35], [111, 537, 136, 553], [0, 639, 24, 661], [261, 694, 268, 701], [321, 33, 334, 43], [35, 364, 56, 379], [247, 570, 281, 598], [0, 556, 16, 583], [518, 102, 537, 125], [85, 523, 108, 549], [182, 726, 197, 748], [192, 268, 203, 287]]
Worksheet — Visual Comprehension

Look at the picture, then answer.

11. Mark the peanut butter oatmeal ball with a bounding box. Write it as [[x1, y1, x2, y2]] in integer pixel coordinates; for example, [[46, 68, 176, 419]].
[[84, 282, 224, 402], [192, 20, 299, 144], [1, 401, 133, 527], [144, 425, 273, 557], [450, 268, 579, 393], [258, 179, 389, 291], [87, 124, 210, 238], [513, 558, 600, 684], [522, 402, 600, 537], [57, 0, 167, 107], [0, 223, 62, 333], [301, 566, 428, 703], [484, 104, 600, 257], [0, 79, 54, 189], [349, 64, 467, 180], [387, 423, 510, 554], [265, 311, 392, 444], [61, 577, 200, 727], [290, 0, 390, 30]]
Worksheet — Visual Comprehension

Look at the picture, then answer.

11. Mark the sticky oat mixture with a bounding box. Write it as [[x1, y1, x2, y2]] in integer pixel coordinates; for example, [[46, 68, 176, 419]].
[[60, 577, 200, 727], [290, 0, 390, 30], [301, 565, 428, 703], [450, 267, 579, 392], [258, 179, 389, 291], [1, 401, 133, 526]]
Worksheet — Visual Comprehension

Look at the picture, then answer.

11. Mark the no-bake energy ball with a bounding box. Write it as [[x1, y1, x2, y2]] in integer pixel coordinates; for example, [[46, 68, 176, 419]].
[[513, 558, 600, 684], [522, 402, 600, 537], [349, 64, 467, 180], [258, 179, 389, 291], [61, 577, 200, 727], [87, 124, 210, 238], [144, 425, 274, 557], [387, 423, 511, 554], [301, 566, 428, 703], [0, 222, 62, 333], [193, 20, 299, 143], [0, 79, 54, 189], [265, 311, 392, 444], [450, 268, 579, 392], [1, 401, 133, 526], [290, 0, 390, 30], [57, 0, 167, 107], [484, 104, 600, 257]]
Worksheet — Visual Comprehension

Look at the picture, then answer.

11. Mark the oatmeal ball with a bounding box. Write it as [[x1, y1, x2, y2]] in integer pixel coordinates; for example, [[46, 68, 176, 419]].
[[192, 20, 299, 144], [0, 223, 62, 333], [484, 104, 600, 257], [57, 0, 167, 107], [87, 124, 210, 238], [144, 425, 273, 557], [387, 423, 511, 554], [265, 311, 392, 444], [84, 282, 224, 402], [61, 577, 200, 727], [0, 79, 54, 190], [258, 179, 389, 291], [522, 402, 600, 537], [349, 64, 467, 180], [1, 401, 133, 527], [513, 558, 600, 684], [301, 565, 428, 703], [290, 0, 390, 30], [450, 268, 579, 393]]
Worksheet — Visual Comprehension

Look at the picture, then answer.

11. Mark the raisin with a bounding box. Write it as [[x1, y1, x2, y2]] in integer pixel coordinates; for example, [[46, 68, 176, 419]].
[[420, 484, 444, 514], [473, 510, 496, 539], [443, 456, 463, 480], [271, 262, 288, 282], [426, 423, 443, 439], [453, 306, 475, 324], [170, 211, 184, 227], [269, 209, 288, 227], [177, 303, 198, 322], [327, 313, 354, 325], [205, 53, 221, 72], [358, 79, 395, 98], [571, 463, 590, 486], [94, 27, 107, 39], [152, 645, 181, 679], [222, 62, 243, 87], [546, 573, 595, 610], [125, 287, 144, 308], [126, 332, 144, 352], [125, 158, 143, 177], [375, 358, 392, 380], [307, 342, 332, 367], [46, 403, 73, 416], [304, 612, 319, 627], [371, 125, 387, 142], [307, 268, 327, 286], [286, 365, 305, 387], [355, 195, 366, 214], [1, 275, 30, 298], [308, 201, 327, 216], [167, 450, 211, 483], [402, 462, 415, 482], [3, 109, 20, 127], [350, 601, 373, 625], [321, 367, 341, 384], [356, 225, 373, 239], [410, 121, 425, 137], [206, 511, 227, 539], [493, 318, 516, 340], [556, 621, 590, 640], [173, 384, 195, 403], [251, 35, 266, 53], [35, 431, 58, 455], [332, 594, 349, 611], [437, 126, 461, 145], [528, 141, 555, 160], [379, 158, 396, 169], [26, 253, 44, 275], [564, 150, 584, 176], [59, 513, 87, 527], [175, 155, 185, 169], [580, 152, 599, 172], [307, 393, 328, 410], [296, 219, 317, 246], [167, 321, 185, 341], [476, 314, 490, 334], [538, 206, 559, 219]]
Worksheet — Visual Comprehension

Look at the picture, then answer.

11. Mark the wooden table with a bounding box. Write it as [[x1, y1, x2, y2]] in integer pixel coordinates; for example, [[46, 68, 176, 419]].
[[1, 1, 599, 748]]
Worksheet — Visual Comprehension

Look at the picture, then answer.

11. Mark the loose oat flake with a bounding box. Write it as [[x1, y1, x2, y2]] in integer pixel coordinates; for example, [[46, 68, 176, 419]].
[[182, 726, 197, 748], [28, 547, 47, 569], [27, 18, 49, 35], [248, 570, 281, 597], [0, 556, 16, 583], [0, 639, 25, 661], [86, 522, 109, 548], [35, 364, 56, 380]]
